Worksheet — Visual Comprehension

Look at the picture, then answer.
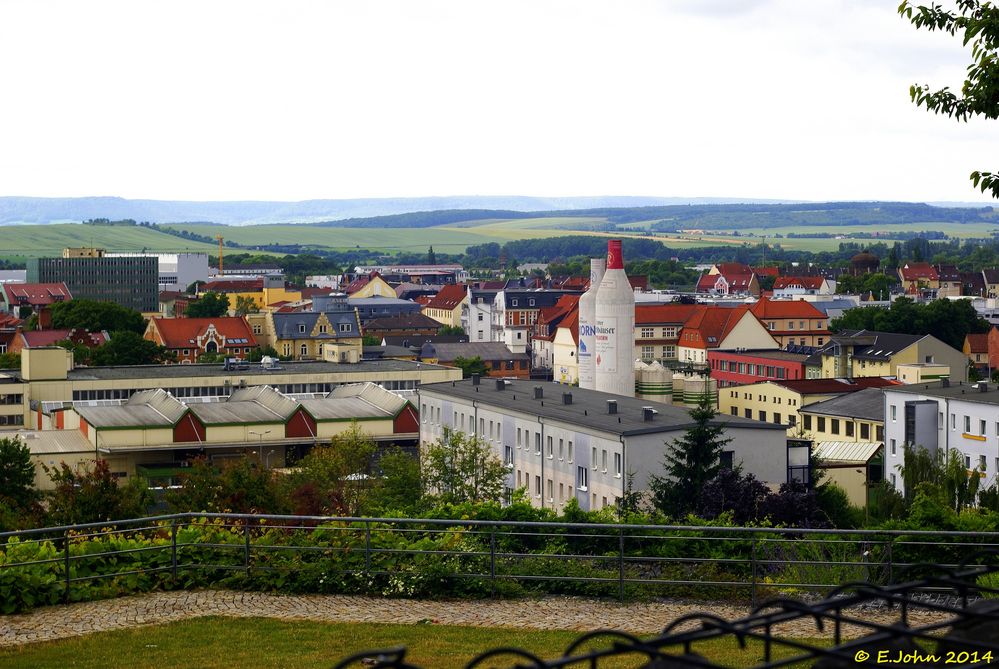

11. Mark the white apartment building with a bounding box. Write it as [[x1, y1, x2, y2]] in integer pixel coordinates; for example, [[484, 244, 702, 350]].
[[418, 378, 787, 512], [884, 380, 999, 493]]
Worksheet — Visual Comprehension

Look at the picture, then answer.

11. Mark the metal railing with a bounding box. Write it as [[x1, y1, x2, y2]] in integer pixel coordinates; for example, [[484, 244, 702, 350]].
[[2, 513, 998, 609]]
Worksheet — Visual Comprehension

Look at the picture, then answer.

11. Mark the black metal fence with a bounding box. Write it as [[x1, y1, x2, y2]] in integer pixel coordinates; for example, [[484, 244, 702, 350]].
[[2, 513, 999, 610]]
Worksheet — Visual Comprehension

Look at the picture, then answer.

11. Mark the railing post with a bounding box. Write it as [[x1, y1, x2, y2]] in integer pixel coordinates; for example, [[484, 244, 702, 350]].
[[489, 530, 496, 597], [364, 521, 372, 575], [618, 527, 625, 602], [886, 536, 894, 585], [63, 528, 71, 604], [170, 519, 178, 581], [243, 520, 251, 574], [751, 534, 758, 608]]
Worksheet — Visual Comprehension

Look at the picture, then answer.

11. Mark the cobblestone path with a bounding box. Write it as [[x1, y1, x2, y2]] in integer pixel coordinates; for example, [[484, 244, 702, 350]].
[[0, 590, 948, 647]]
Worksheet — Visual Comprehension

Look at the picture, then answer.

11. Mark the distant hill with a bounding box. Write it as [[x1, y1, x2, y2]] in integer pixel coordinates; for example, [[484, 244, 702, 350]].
[[0, 195, 801, 226]]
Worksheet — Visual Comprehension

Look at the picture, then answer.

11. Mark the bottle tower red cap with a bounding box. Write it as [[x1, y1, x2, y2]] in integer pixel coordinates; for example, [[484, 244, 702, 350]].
[[607, 240, 624, 270]]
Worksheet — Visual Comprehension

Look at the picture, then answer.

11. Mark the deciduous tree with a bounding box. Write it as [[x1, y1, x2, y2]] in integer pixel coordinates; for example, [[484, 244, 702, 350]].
[[422, 430, 507, 505]]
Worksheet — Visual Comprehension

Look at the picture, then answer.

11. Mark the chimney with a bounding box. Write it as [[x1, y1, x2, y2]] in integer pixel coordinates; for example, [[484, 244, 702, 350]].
[[941, 378, 950, 388], [562, 392, 572, 405], [533, 386, 544, 400], [607, 400, 618, 414], [643, 406, 655, 422], [496, 379, 505, 391], [472, 374, 480, 386]]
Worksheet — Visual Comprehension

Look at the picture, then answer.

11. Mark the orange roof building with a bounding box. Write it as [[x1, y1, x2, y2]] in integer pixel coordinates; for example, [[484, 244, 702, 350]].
[[145, 316, 257, 364], [749, 297, 830, 348]]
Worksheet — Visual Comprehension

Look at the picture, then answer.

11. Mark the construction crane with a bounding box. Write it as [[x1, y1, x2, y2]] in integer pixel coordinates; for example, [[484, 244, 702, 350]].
[[215, 235, 224, 275]]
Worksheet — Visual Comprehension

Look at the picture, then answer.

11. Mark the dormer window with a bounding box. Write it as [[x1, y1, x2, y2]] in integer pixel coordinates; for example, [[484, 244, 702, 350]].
[[511, 299, 518, 306], [339, 323, 352, 333], [299, 324, 306, 333]]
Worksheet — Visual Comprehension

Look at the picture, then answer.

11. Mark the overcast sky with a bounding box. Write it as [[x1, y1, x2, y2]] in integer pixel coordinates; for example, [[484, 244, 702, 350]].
[[1, 0, 994, 203]]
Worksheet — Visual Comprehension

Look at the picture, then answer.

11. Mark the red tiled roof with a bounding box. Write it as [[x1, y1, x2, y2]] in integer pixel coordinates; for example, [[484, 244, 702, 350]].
[[20, 329, 110, 348], [749, 296, 827, 320], [3, 283, 72, 307], [680, 306, 755, 349], [424, 284, 467, 311], [635, 303, 700, 325], [534, 296, 580, 341], [966, 333, 989, 354], [752, 266, 780, 277], [559, 308, 579, 345], [772, 377, 901, 395], [344, 271, 383, 295], [414, 295, 432, 306], [0, 313, 22, 329], [300, 287, 337, 300], [899, 262, 938, 282], [148, 317, 256, 349], [715, 263, 754, 275], [202, 278, 263, 293], [772, 276, 825, 290]]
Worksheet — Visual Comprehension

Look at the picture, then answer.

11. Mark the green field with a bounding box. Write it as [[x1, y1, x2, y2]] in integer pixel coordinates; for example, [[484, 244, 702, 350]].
[[0, 616, 823, 669], [0, 224, 221, 260]]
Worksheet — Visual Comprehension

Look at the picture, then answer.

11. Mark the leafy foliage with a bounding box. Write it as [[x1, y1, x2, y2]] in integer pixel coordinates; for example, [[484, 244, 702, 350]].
[[452, 356, 490, 378], [185, 292, 230, 318], [43, 460, 152, 526], [167, 457, 282, 514], [830, 296, 989, 349], [50, 299, 145, 335], [900, 0, 999, 198], [91, 331, 175, 366], [0, 437, 39, 528], [246, 345, 279, 362], [0, 352, 19, 369], [421, 431, 507, 505], [233, 294, 259, 315], [648, 399, 732, 518], [284, 423, 377, 516]]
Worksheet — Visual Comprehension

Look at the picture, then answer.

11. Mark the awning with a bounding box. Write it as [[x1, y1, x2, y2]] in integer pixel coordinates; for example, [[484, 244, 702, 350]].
[[814, 441, 882, 465]]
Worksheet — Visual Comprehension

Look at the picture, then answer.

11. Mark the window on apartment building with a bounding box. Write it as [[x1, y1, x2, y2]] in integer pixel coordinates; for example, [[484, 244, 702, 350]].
[[981, 455, 987, 471], [860, 423, 870, 440], [318, 324, 327, 334], [517, 428, 522, 448], [744, 408, 752, 419], [738, 363, 746, 374], [558, 438, 564, 460], [798, 321, 805, 329], [664, 346, 675, 358], [768, 322, 775, 330], [641, 346, 654, 359], [730, 407, 738, 416], [891, 439, 896, 456], [339, 323, 352, 332], [535, 475, 541, 496], [951, 413, 956, 429], [641, 327, 654, 338], [759, 410, 767, 422], [614, 452, 622, 476], [817, 338, 824, 346], [788, 414, 797, 427], [817, 416, 826, 431], [511, 299, 518, 307], [568, 440, 573, 462], [965, 454, 972, 469], [300, 344, 307, 357], [488, 420, 494, 439], [535, 433, 541, 454], [748, 364, 756, 376], [981, 419, 988, 436], [504, 445, 513, 464], [480, 418, 485, 435], [421, 403, 427, 423], [831, 419, 840, 435], [547, 436, 553, 458], [547, 479, 553, 500], [478, 313, 483, 321], [529, 299, 536, 307], [777, 368, 786, 379], [891, 473, 896, 486], [772, 413, 780, 424], [577, 467, 588, 490], [664, 327, 678, 338], [965, 415, 972, 433], [252, 325, 262, 335], [890, 405, 897, 422], [846, 422, 854, 437], [601, 449, 607, 471], [788, 321, 795, 330]]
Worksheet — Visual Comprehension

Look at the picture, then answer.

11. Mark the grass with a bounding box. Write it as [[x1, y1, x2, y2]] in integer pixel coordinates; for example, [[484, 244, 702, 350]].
[[0, 617, 829, 669], [0, 224, 221, 260]]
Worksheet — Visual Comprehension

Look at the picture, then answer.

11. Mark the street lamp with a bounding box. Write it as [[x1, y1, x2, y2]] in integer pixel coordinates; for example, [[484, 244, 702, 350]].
[[248, 430, 271, 465], [264, 450, 277, 469]]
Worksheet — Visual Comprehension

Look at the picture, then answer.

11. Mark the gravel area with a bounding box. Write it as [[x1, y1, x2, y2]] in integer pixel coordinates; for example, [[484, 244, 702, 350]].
[[0, 590, 952, 648]]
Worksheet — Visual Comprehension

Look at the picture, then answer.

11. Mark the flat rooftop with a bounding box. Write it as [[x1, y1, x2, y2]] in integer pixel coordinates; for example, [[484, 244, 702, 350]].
[[419, 378, 786, 437], [886, 380, 999, 406], [1, 359, 453, 382]]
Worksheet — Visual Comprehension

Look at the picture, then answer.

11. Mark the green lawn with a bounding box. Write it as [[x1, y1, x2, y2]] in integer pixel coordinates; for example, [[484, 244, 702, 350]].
[[0, 617, 826, 669]]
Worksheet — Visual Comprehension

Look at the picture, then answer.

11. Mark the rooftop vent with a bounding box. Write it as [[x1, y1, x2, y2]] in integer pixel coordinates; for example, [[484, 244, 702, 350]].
[[941, 378, 951, 388], [495, 379, 505, 391], [607, 400, 618, 415], [472, 374, 480, 386], [980, 382, 990, 393], [562, 392, 572, 405], [534, 386, 544, 400], [643, 406, 657, 422]]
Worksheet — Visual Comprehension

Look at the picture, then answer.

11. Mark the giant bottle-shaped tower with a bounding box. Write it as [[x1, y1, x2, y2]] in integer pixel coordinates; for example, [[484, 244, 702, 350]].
[[594, 240, 636, 397], [576, 257, 605, 390]]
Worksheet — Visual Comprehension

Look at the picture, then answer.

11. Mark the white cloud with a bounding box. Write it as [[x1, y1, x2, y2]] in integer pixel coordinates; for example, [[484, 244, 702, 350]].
[[0, 0, 994, 203]]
